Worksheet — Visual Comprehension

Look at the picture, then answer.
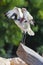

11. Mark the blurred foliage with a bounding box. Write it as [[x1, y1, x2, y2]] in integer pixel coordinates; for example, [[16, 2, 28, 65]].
[[0, 0, 43, 57]]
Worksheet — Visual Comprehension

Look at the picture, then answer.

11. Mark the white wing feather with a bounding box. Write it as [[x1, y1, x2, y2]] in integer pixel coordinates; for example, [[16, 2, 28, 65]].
[[6, 7, 35, 36]]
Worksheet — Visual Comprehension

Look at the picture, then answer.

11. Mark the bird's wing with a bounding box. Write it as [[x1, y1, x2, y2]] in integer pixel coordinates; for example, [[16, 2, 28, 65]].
[[23, 10, 34, 25], [6, 7, 18, 19], [6, 10, 14, 18], [18, 8, 23, 18]]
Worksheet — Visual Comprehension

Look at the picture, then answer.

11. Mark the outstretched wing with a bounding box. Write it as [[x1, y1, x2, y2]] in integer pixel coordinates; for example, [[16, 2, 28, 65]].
[[6, 7, 23, 20], [6, 7, 35, 36]]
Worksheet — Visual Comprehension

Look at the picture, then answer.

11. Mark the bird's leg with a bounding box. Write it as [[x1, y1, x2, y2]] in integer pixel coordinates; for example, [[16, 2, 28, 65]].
[[21, 31, 26, 45]]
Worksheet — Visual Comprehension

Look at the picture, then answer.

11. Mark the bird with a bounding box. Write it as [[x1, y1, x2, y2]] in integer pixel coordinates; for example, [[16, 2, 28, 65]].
[[6, 7, 35, 36]]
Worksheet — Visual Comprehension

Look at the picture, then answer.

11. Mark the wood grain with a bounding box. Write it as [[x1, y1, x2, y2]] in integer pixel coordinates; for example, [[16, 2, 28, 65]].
[[16, 43, 43, 65]]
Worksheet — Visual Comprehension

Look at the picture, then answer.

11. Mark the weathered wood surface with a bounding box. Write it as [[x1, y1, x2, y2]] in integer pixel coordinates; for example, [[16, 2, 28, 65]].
[[10, 57, 28, 65], [16, 43, 43, 65], [0, 57, 27, 65]]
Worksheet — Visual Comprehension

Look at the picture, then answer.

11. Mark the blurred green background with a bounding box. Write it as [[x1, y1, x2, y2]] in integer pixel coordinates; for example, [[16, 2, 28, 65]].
[[0, 0, 43, 58]]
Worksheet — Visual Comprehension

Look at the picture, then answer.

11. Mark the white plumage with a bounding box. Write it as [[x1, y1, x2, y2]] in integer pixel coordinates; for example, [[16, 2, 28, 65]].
[[22, 8, 34, 25], [22, 8, 35, 35], [6, 7, 23, 20], [6, 7, 35, 36]]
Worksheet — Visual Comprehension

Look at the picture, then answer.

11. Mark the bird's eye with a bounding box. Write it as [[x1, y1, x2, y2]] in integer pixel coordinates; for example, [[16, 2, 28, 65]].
[[11, 13, 17, 20]]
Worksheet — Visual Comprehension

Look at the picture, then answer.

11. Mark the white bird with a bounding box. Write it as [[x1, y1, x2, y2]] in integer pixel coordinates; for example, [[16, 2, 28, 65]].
[[6, 7, 35, 36]]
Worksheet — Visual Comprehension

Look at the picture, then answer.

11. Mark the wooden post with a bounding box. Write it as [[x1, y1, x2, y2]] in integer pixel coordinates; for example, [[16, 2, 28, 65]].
[[16, 43, 43, 65]]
